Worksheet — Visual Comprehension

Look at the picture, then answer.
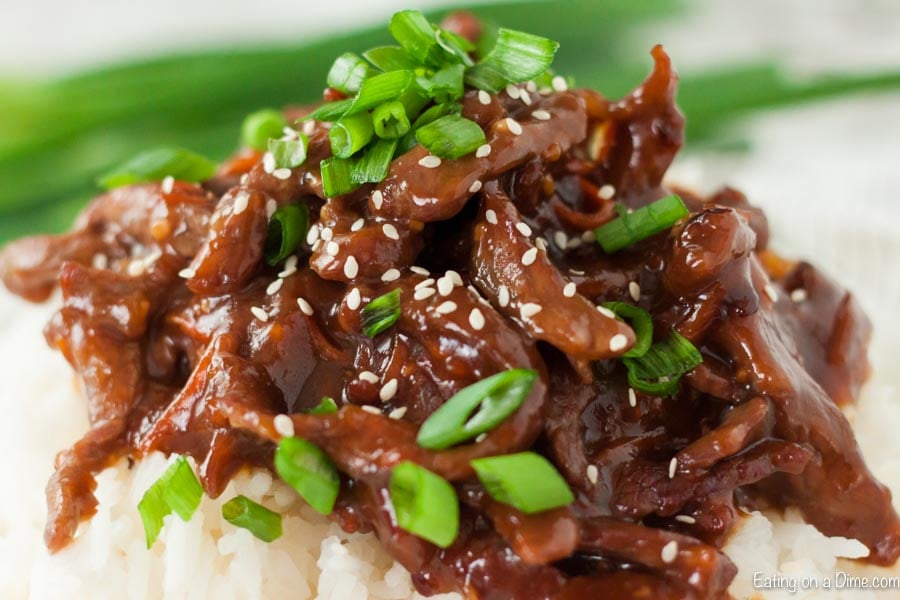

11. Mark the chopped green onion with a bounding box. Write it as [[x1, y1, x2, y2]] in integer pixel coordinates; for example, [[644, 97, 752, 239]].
[[417, 64, 465, 104], [464, 28, 560, 93], [304, 98, 354, 123], [268, 135, 309, 169], [264, 203, 308, 266], [601, 302, 653, 358], [471, 452, 574, 514], [363, 46, 419, 72], [137, 456, 203, 548], [326, 52, 371, 94], [372, 101, 411, 139], [346, 70, 414, 116], [388, 10, 444, 67], [412, 102, 462, 129], [360, 289, 401, 337], [417, 369, 536, 450], [98, 147, 216, 189], [308, 396, 338, 415], [320, 156, 357, 198], [330, 113, 375, 159], [241, 109, 288, 151], [352, 138, 398, 184], [415, 115, 486, 160], [435, 29, 476, 67], [389, 461, 459, 548], [274, 436, 340, 515], [221, 495, 283, 542], [594, 194, 689, 253], [622, 331, 703, 396]]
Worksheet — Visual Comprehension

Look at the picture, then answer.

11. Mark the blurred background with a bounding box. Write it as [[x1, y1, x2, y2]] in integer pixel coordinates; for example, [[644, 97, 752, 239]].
[[0, 0, 899, 330]]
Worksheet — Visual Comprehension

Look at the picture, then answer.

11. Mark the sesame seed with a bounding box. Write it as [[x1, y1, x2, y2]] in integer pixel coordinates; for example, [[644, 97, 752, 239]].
[[178, 268, 195, 279], [418, 155, 442, 168], [379, 379, 399, 402], [551, 75, 568, 92], [233, 191, 250, 215], [629, 281, 641, 302], [437, 277, 454, 297], [262, 153, 276, 173], [505, 83, 521, 99], [628, 388, 637, 407], [359, 371, 379, 384], [326, 241, 340, 256], [161, 176, 175, 194], [791, 288, 808, 303], [414, 287, 436, 301], [346, 287, 361, 310], [586, 465, 599, 484], [344, 256, 359, 279], [661, 541, 678, 563], [597, 305, 616, 319], [266, 199, 278, 219], [446, 270, 463, 286], [506, 118, 523, 136], [372, 190, 384, 210], [570, 269, 585, 276], [554, 231, 569, 248], [581, 230, 595, 243], [251, 306, 269, 322], [296, 298, 314, 316], [598, 184, 616, 200], [274, 414, 295, 438], [609, 334, 628, 352], [516, 222, 533, 236], [532, 110, 551, 121], [381, 268, 401, 282], [273, 167, 292, 180], [266, 279, 284, 295], [382, 223, 400, 240], [351, 218, 365, 232], [526, 81, 537, 92], [279, 255, 299, 278], [475, 144, 492, 158], [535, 237, 548, 252], [282, 126, 298, 139], [320, 227, 334, 241], [306, 226, 320, 245], [436, 301, 457, 315], [240, 173, 249, 185], [522, 248, 538, 266], [485, 209, 498, 224], [520, 303, 542, 319], [675, 515, 696, 524], [478, 90, 491, 105], [566, 237, 583, 249], [389, 406, 408, 420], [764, 283, 779, 303], [668, 458, 678, 479], [469, 180, 483, 193], [498, 285, 510, 307], [563, 282, 577, 298], [361, 405, 382, 415], [415, 278, 435, 290], [302, 120, 316, 135], [520, 91, 532, 106], [410, 266, 430, 276], [475, 433, 488, 443], [278, 268, 297, 280], [469, 308, 486, 330]]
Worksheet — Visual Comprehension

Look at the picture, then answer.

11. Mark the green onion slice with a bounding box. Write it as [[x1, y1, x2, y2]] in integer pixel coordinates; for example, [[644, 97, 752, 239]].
[[372, 101, 411, 139], [241, 109, 288, 151], [326, 52, 371, 94], [435, 29, 476, 67], [601, 302, 653, 358], [363, 46, 419, 72], [346, 70, 414, 116], [412, 102, 462, 129], [320, 156, 357, 198], [471, 452, 574, 514], [269, 135, 308, 169], [389, 461, 459, 548], [388, 10, 444, 67], [222, 495, 283, 542], [137, 455, 203, 548], [464, 28, 560, 93], [416, 115, 486, 160], [352, 138, 398, 185], [416, 369, 537, 450], [264, 203, 309, 266], [417, 64, 465, 104], [308, 396, 338, 415], [99, 147, 216, 189], [594, 194, 689, 254], [304, 98, 354, 123], [360, 289, 401, 337], [274, 437, 340, 515], [330, 112, 375, 159], [622, 331, 703, 396]]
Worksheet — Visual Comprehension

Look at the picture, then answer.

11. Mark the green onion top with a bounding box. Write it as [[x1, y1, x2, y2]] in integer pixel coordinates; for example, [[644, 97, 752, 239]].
[[137, 455, 204, 548], [242, 109, 288, 151], [470, 452, 574, 514], [326, 52, 371, 94], [464, 28, 560, 93], [602, 301, 653, 358], [416, 114, 487, 159], [360, 289, 402, 337], [622, 330, 703, 396], [222, 495, 283, 542], [269, 135, 308, 170], [264, 203, 309, 266], [389, 461, 459, 548], [594, 194, 689, 253], [99, 147, 216, 189], [274, 436, 340, 515], [308, 396, 338, 415]]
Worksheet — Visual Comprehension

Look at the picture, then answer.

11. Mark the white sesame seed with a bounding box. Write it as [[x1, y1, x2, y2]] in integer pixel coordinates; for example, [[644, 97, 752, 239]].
[[233, 191, 250, 215], [178, 268, 195, 279], [240, 173, 249, 185], [381, 268, 401, 282], [553, 231, 569, 248], [520, 91, 532, 106], [477, 90, 491, 105], [446, 270, 463, 287], [312, 240, 322, 252], [273, 167, 292, 180], [279, 255, 299, 278], [764, 283, 779, 303], [516, 222, 532, 236], [351, 218, 365, 232], [320, 227, 334, 241], [296, 297, 314, 316], [359, 371, 380, 384], [266, 279, 284, 295], [586, 464, 599, 484], [278, 267, 297, 279], [469, 180, 483, 193], [520, 303, 542, 319], [273, 414, 295, 437], [581, 230, 595, 243], [346, 287, 361, 310], [302, 120, 316, 135], [535, 237, 548, 251], [475, 433, 488, 443], [475, 144, 492, 158], [379, 379, 399, 402], [551, 75, 568, 92], [326, 241, 340, 256], [437, 277, 454, 297], [526, 81, 537, 92], [609, 334, 628, 352], [415, 278, 435, 290], [344, 256, 359, 279], [92, 253, 109, 270], [283, 125, 298, 139], [570, 269, 585, 276], [469, 308, 485, 330], [414, 287, 436, 301], [628, 388, 637, 407], [361, 405, 382, 415], [498, 285, 510, 307], [598, 184, 616, 200], [563, 282, 577, 298], [485, 209, 498, 224], [597, 305, 616, 319], [382, 223, 400, 240], [435, 301, 457, 315], [522, 248, 538, 266], [506, 118, 523, 136], [306, 225, 320, 245], [532, 110, 551, 121], [791, 288, 808, 303], [266, 199, 278, 219], [410, 266, 430, 276], [566, 237, 583, 249], [389, 406, 408, 420], [161, 176, 175, 194], [418, 155, 442, 168], [629, 281, 641, 302], [661, 541, 678, 563], [668, 458, 678, 479], [505, 83, 521, 99], [675, 515, 696, 524], [372, 190, 384, 210], [262, 153, 276, 173], [251, 306, 269, 322]]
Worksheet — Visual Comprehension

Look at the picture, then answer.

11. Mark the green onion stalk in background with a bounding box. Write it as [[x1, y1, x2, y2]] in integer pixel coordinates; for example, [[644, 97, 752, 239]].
[[1, 0, 899, 243]]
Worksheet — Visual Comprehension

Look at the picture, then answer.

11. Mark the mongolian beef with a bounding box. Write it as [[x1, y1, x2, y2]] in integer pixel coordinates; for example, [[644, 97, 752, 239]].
[[1, 9, 898, 600]]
